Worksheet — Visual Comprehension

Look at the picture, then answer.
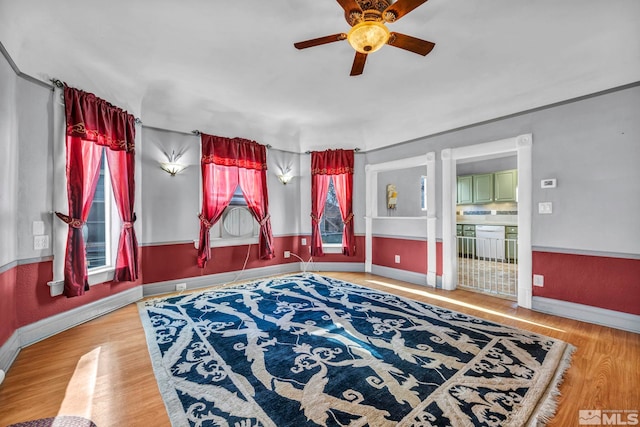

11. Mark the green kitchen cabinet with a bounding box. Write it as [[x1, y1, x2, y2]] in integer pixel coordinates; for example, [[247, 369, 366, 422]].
[[457, 175, 473, 205], [458, 224, 476, 257], [473, 173, 494, 204], [505, 226, 518, 262], [494, 169, 518, 202]]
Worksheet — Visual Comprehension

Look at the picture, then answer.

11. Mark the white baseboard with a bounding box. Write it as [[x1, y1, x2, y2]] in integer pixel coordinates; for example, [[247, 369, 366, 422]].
[[371, 265, 429, 287], [532, 296, 640, 334], [306, 262, 365, 273], [0, 286, 142, 374], [142, 263, 302, 297], [141, 262, 368, 297], [0, 330, 20, 373]]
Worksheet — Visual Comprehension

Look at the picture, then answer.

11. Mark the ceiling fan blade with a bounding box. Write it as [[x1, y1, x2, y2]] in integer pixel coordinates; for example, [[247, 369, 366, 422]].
[[336, 0, 362, 15], [383, 0, 429, 22], [387, 32, 435, 56], [294, 33, 347, 49], [350, 52, 367, 76]]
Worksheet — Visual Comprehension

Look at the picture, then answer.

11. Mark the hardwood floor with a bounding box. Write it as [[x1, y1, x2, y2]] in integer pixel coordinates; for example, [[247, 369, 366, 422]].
[[1, 272, 638, 426]]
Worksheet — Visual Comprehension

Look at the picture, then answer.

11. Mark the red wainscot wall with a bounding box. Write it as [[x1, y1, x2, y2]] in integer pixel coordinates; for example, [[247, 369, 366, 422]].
[[0, 266, 18, 348], [371, 236, 442, 276], [140, 235, 367, 285], [0, 259, 142, 349], [532, 251, 640, 315], [14, 261, 142, 327]]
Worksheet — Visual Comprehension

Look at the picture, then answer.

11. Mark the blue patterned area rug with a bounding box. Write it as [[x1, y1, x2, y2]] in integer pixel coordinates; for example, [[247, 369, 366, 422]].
[[138, 273, 574, 426]]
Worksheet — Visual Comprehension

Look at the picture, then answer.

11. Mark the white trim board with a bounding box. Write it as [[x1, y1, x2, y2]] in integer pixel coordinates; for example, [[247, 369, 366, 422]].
[[441, 134, 533, 309], [142, 262, 366, 297], [532, 296, 640, 334], [365, 152, 437, 287], [0, 286, 142, 373], [371, 265, 430, 287]]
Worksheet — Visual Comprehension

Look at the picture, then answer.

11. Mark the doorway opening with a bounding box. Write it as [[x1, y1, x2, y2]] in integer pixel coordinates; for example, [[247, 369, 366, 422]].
[[441, 134, 532, 309], [455, 156, 518, 300]]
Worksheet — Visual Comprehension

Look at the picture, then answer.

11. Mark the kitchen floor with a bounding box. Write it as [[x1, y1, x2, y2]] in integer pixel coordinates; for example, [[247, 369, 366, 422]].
[[457, 256, 518, 300]]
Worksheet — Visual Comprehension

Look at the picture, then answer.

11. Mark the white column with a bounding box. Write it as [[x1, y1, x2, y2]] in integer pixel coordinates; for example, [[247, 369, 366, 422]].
[[516, 134, 533, 309], [426, 152, 437, 287], [441, 149, 457, 290]]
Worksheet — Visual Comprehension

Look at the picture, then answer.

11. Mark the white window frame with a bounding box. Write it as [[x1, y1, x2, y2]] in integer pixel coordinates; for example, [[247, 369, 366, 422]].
[[209, 204, 259, 247], [319, 177, 344, 253], [196, 165, 259, 249], [420, 175, 428, 211]]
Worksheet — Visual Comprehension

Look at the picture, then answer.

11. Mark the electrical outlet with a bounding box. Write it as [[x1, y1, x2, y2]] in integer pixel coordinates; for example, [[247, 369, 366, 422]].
[[34, 235, 49, 250], [284, 251, 291, 258], [301, 238, 307, 245], [175, 283, 187, 292], [533, 274, 544, 287], [394, 255, 400, 264]]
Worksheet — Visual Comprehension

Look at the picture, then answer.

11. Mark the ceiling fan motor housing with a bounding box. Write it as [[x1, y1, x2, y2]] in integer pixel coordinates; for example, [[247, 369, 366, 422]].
[[345, 0, 392, 25]]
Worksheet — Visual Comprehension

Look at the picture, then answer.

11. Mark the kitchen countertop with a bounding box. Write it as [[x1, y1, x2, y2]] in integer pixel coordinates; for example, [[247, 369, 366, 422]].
[[456, 218, 518, 226]]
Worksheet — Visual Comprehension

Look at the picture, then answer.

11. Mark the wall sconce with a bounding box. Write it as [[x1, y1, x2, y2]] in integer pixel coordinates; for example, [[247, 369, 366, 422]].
[[160, 150, 188, 176], [277, 167, 294, 185]]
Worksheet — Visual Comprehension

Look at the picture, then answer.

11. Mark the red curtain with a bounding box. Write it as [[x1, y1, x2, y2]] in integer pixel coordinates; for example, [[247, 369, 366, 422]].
[[56, 85, 138, 297], [197, 134, 274, 268], [310, 174, 331, 257], [311, 149, 356, 256]]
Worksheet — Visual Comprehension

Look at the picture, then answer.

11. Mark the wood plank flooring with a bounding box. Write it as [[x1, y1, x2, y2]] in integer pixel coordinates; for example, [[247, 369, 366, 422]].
[[1, 272, 638, 426]]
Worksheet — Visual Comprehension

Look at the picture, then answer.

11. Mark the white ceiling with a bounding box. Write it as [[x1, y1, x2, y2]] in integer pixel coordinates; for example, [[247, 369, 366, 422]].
[[1, 0, 638, 153]]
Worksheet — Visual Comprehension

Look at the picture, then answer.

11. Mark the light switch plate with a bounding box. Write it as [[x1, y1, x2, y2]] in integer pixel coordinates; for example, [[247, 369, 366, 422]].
[[33, 220, 45, 235], [538, 202, 553, 214]]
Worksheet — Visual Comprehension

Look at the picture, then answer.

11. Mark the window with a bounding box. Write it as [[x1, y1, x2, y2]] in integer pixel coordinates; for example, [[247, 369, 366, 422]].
[[84, 152, 111, 270], [320, 178, 344, 244], [209, 185, 259, 247], [229, 185, 247, 206], [421, 175, 428, 211]]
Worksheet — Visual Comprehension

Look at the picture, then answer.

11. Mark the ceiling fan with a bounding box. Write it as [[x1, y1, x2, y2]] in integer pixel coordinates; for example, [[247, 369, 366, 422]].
[[294, 0, 435, 76]]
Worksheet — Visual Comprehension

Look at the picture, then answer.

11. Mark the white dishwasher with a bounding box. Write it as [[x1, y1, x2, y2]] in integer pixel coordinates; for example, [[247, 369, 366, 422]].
[[475, 225, 506, 261]]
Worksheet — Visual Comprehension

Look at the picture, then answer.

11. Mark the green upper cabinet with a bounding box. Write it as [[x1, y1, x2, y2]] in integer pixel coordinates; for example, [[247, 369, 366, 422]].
[[494, 169, 518, 202], [473, 173, 494, 204], [457, 169, 517, 205], [457, 175, 473, 204]]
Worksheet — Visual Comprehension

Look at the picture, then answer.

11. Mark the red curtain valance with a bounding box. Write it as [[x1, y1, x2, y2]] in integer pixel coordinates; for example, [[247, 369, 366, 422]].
[[201, 134, 267, 171], [311, 149, 354, 175], [64, 84, 136, 152]]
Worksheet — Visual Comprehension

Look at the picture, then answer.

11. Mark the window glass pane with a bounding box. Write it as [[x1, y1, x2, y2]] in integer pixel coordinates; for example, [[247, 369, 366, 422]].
[[320, 178, 343, 244], [84, 152, 107, 269], [229, 185, 247, 206], [421, 176, 428, 211]]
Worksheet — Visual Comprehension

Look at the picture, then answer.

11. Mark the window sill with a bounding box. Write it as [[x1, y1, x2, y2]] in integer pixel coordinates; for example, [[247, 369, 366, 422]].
[[48, 267, 115, 297], [193, 237, 259, 249], [322, 244, 343, 254]]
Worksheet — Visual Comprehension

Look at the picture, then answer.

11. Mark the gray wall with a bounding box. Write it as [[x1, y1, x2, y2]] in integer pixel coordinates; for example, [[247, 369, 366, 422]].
[[140, 127, 304, 245], [16, 78, 53, 261], [377, 166, 427, 218], [457, 156, 517, 176], [0, 50, 18, 268], [366, 85, 640, 256], [140, 127, 200, 245]]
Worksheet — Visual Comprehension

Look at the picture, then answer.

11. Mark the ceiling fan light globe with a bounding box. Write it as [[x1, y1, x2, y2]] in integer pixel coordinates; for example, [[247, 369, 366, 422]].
[[347, 21, 390, 54]]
